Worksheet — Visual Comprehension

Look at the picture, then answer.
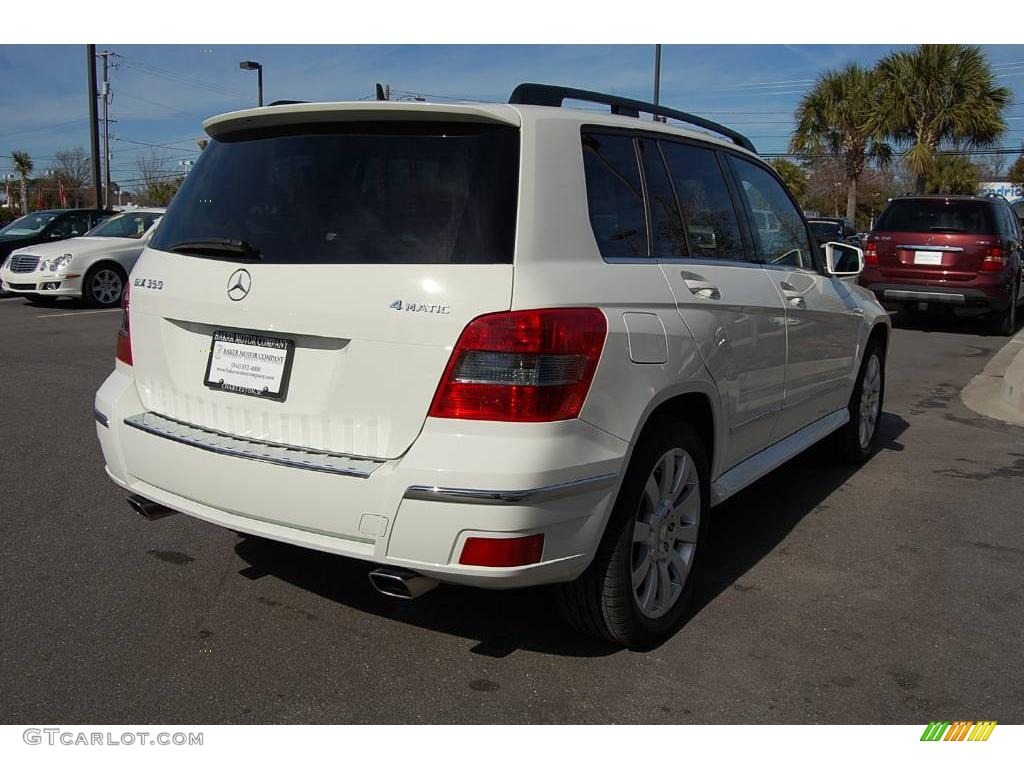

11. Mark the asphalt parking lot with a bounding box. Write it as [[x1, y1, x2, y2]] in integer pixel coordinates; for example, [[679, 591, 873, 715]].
[[1, 294, 1022, 724]]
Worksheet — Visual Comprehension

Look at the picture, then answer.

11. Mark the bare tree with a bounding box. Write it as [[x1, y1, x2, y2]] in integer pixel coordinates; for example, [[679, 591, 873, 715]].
[[134, 150, 183, 206], [49, 146, 92, 206]]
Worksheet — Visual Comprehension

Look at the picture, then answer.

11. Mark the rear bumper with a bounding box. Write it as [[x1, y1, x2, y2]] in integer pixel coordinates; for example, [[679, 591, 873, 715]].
[[95, 364, 628, 589], [861, 278, 1011, 312]]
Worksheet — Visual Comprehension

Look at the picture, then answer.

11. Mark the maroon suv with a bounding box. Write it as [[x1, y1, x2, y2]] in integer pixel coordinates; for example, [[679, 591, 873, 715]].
[[860, 195, 1024, 335]]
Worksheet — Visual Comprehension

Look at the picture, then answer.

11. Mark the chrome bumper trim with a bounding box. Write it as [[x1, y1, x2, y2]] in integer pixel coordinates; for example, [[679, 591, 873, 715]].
[[94, 408, 110, 428], [404, 473, 618, 505], [123, 412, 383, 478], [883, 289, 965, 304]]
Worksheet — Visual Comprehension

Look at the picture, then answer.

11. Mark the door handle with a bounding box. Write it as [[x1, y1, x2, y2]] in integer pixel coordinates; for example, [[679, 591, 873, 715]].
[[780, 281, 806, 308], [682, 278, 720, 300]]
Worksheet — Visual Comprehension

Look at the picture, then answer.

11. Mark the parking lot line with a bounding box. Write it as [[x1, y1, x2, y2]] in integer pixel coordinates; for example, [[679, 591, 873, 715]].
[[37, 308, 120, 319]]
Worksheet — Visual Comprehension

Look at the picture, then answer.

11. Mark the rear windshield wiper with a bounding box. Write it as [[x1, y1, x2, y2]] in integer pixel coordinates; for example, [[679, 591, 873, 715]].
[[168, 238, 262, 260]]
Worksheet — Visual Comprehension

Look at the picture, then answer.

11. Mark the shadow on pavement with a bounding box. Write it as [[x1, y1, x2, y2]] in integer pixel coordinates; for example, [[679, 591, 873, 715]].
[[890, 309, 1019, 338], [233, 411, 910, 659]]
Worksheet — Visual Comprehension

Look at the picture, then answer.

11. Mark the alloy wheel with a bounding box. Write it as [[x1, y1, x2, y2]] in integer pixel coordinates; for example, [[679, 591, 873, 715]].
[[859, 354, 882, 449], [91, 269, 123, 306], [630, 447, 701, 619]]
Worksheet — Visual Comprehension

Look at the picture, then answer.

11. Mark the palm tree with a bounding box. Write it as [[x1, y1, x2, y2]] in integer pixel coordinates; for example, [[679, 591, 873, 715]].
[[790, 64, 891, 224], [873, 44, 1011, 193], [11, 150, 33, 215], [925, 155, 980, 195]]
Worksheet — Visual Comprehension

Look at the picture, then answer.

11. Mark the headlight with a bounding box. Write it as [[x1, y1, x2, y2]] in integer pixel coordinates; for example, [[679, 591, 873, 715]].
[[40, 253, 73, 272]]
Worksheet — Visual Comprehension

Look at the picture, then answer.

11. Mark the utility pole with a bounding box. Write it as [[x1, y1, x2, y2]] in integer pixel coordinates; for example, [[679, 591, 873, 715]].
[[87, 45, 102, 211], [98, 50, 114, 209], [653, 44, 662, 121]]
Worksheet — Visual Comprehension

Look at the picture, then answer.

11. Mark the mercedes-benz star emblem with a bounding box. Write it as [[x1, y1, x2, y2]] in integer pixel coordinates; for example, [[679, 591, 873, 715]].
[[226, 268, 251, 301]]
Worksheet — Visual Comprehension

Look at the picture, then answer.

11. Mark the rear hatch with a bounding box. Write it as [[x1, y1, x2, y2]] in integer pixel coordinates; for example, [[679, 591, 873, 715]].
[[128, 104, 521, 460], [870, 198, 997, 281]]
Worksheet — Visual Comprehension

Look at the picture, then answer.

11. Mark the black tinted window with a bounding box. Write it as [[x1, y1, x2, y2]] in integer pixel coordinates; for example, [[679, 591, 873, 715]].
[[151, 122, 519, 264], [637, 139, 686, 258], [875, 199, 995, 235], [729, 156, 815, 269], [581, 132, 647, 258], [808, 221, 843, 242], [660, 142, 745, 261]]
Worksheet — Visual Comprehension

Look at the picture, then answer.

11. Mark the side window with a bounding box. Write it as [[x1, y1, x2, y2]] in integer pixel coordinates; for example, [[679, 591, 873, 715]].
[[57, 213, 91, 237], [659, 141, 745, 261], [581, 132, 647, 259], [728, 155, 815, 269], [637, 139, 686, 259]]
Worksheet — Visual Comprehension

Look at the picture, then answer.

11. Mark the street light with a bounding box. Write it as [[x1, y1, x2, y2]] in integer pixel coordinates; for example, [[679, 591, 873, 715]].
[[239, 60, 263, 107]]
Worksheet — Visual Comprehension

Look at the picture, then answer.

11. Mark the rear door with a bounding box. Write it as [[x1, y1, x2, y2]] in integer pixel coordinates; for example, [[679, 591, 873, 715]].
[[129, 116, 520, 460], [656, 140, 788, 469], [726, 154, 862, 439], [871, 198, 997, 281]]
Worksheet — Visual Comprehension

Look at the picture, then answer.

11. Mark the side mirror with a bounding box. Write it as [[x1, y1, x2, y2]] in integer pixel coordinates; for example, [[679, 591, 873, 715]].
[[823, 241, 863, 277]]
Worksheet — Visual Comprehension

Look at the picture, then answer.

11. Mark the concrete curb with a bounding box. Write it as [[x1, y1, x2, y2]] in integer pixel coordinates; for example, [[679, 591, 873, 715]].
[[961, 326, 1024, 427]]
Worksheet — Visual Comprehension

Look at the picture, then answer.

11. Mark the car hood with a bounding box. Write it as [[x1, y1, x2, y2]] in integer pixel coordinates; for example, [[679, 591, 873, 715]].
[[9, 237, 131, 259]]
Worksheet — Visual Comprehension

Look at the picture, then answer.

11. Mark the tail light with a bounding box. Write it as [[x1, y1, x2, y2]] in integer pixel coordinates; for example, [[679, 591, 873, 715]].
[[429, 308, 607, 422], [116, 284, 132, 365], [864, 239, 879, 266], [459, 534, 545, 567], [980, 246, 1007, 273]]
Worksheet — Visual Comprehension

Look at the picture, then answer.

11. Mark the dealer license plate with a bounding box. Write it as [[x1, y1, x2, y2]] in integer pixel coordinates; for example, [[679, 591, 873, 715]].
[[204, 330, 295, 401]]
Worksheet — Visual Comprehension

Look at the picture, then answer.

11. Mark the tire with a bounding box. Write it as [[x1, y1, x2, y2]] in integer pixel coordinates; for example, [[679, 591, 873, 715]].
[[556, 416, 710, 648], [991, 284, 1017, 337], [84, 264, 127, 308], [834, 340, 885, 463]]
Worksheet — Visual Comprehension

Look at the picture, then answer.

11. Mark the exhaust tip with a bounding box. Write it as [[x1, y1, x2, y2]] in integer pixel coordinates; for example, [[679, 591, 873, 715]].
[[368, 568, 438, 600], [128, 494, 178, 521]]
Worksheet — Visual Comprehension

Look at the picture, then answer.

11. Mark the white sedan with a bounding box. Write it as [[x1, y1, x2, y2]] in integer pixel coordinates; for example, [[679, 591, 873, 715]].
[[0, 208, 164, 307]]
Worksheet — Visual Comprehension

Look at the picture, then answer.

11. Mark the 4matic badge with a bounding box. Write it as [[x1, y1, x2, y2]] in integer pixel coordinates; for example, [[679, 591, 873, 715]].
[[389, 300, 450, 314]]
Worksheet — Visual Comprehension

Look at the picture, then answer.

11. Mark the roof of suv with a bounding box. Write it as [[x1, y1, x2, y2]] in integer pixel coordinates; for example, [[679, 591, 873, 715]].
[[202, 100, 762, 162]]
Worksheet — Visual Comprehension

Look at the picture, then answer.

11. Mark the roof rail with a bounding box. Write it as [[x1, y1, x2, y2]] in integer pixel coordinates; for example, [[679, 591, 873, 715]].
[[508, 82, 757, 154], [268, 100, 307, 106]]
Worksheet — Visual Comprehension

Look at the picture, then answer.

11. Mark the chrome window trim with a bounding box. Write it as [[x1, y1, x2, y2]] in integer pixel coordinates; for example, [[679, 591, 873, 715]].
[[404, 473, 618, 505]]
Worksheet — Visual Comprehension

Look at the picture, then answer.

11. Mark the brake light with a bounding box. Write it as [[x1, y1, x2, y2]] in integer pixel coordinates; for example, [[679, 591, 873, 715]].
[[459, 534, 545, 567], [980, 246, 1007, 273], [116, 284, 132, 365], [429, 308, 607, 422], [865, 240, 879, 266]]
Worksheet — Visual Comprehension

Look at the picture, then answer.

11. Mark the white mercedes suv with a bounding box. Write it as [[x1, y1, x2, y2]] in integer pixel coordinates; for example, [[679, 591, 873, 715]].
[[95, 85, 890, 647]]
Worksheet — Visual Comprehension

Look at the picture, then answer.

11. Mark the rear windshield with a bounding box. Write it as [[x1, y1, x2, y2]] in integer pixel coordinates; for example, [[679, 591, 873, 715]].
[[150, 121, 520, 264], [874, 199, 995, 235], [808, 221, 843, 241]]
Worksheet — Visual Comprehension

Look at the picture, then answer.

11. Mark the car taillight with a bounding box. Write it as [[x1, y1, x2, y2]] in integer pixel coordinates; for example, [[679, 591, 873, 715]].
[[429, 308, 607, 422], [116, 284, 132, 365], [864, 240, 879, 266], [459, 534, 545, 567], [980, 246, 1007, 273]]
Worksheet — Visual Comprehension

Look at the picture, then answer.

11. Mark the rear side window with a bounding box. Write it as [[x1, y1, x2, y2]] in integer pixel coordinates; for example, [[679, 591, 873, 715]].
[[728, 155, 815, 269], [581, 132, 647, 259], [637, 139, 686, 259], [659, 142, 745, 261], [875, 199, 995, 235], [150, 122, 519, 264]]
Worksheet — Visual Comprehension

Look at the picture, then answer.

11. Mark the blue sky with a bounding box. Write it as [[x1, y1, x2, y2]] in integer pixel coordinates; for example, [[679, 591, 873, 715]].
[[1, 44, 1022, 190]]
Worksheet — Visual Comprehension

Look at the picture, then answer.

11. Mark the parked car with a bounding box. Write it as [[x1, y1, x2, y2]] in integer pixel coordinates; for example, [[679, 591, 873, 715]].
[[860, 195, 1024, 335], [807, 217, 861, 248], [0, 208, 113, 263], [94, 85, 889, 647], [0, 209, 164, 307]]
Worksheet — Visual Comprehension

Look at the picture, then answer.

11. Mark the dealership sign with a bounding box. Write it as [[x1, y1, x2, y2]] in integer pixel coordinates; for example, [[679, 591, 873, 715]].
[[978, 181, 1023, 203]]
